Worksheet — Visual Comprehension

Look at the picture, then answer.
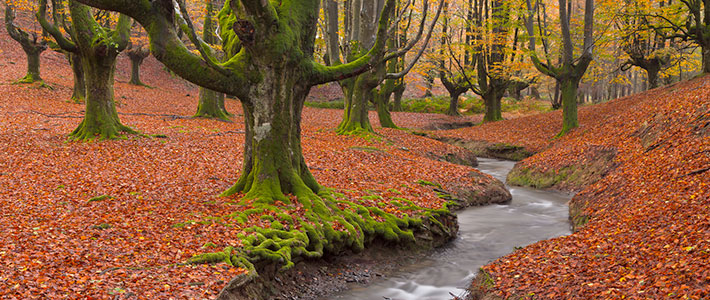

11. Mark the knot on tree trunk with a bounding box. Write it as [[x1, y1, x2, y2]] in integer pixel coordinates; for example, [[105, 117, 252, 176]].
[[234, 20, 256, 45]]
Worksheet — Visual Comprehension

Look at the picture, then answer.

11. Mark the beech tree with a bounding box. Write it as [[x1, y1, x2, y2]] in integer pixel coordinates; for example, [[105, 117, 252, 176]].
[[5, 0, 47, 84], [444, 0, 525, 122], [526, 0, 595, 135], [71, 0, 405, 201], [616, 0, 671, 89], [326, 0, 443, 133], [39, 0, 134, 140], [438, 0, 471, 116]]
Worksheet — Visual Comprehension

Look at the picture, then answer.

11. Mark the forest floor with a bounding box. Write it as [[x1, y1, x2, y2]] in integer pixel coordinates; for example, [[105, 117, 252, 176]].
[[431, 77, 710, 298], [0, 23, 514, 298]]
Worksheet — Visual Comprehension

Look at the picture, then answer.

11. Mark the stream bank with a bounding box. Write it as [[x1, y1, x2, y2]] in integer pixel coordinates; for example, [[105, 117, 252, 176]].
[[326, 158, 572, 300]]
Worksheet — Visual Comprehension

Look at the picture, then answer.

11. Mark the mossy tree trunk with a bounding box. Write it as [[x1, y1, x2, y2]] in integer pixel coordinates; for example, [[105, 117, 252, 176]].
[[67, 0, 133, 140], [5, 2, 48, 83], [447, 91, 463, 116], [558, 76, 581, 135], [193, 0, 231, 120], [373, 46, 400, 128], [196, 87, 231, 120], [72, 53, 135, 140], [69, 53, 86, 102], [221, 71, 320, 201], [526, 0, 594, 136], [440, 72, 469, 117], [481, 80, 506, 122], [391, 82, 405, 111], [337, 72, 377, 134], [374, 89, 396, 128]]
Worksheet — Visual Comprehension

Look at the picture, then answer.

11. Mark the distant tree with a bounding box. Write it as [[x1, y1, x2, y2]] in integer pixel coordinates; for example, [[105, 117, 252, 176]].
[[526, 0, 595, 136], [326, 0, 443, 133], [438, 0, 471, 116], [5, 0, 48, 84], [616, 0, 672, 89]]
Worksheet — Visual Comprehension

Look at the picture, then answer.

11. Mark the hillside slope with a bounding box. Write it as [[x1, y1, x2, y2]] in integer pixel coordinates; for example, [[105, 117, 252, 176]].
[[446, 77, 710, 299]]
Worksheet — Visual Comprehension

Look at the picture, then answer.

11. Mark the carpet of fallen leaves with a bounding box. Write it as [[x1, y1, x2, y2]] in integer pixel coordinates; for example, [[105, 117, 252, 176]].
[[0, 22, 503, 298], [442, 77, 709, 297]]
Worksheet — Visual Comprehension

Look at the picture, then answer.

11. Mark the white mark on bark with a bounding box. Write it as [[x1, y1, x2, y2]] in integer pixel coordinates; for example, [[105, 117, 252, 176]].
[[254, 122, 271, 141]]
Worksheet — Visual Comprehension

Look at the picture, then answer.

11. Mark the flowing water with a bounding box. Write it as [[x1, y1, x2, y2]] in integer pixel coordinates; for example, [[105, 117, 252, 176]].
[[328, 158, 573, 300]]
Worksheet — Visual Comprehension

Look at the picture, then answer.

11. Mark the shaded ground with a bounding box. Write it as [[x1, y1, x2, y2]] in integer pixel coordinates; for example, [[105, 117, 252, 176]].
[[436, 76, 710, 298], [0, 20, 508, 298]]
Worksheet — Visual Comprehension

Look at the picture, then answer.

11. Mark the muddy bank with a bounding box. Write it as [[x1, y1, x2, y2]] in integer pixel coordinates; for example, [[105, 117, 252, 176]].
[[216, 177, 512, 300], [429, 136, 534, 162], [216, 213, 459, 300]]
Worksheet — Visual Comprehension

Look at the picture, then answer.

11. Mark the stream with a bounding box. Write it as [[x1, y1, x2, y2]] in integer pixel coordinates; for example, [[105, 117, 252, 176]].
[[328, 158, 573, 300]]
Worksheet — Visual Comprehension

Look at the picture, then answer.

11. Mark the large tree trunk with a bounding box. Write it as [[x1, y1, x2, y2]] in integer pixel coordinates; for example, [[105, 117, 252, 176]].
[[68, 1, 132, 140], [195, 87, 231, 120], [482, 87, 504, 122], [69, 54, 86, 103], [71, 55, 135, 140], [221, 71, 320, 202], [447, 91, 462, 116], [558, 77, 580, 136], [374, 91, 397, 128], [337, 73, 376, 134], [20, 46, 42, 83], [392, 82, 404, 111]]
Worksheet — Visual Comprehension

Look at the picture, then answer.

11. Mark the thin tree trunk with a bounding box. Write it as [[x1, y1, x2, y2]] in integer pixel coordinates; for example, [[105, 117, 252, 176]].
[[69, 54, 86, 103]]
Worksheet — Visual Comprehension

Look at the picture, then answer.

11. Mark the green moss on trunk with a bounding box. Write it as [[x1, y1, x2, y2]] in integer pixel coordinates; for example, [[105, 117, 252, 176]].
[[374, 91, 397, 128], [195, 87, 231, 120], [69, 54, 86, 103], [558, 78, 580, 136], [17, 50, 42, 83], [70, 56, 135, 140], [337, 73, 376, 135], [482, 88, 504, 123]]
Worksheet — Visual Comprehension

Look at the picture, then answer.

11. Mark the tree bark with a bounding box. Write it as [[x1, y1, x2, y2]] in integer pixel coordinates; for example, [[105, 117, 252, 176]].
[[221, 71, 320, 201], [23, 49, 42, 83], [482, 85, 504, 122], [71, 54, 135, 140], [447, 91, 462, 116], [374, 91, 396, 128], [392, 82, 404, 111], [195, 87, 231, 120], [67, 1, 133, 140], [559, 77, 580, 135], [69, 53, 86, 103], [127, 48, 149, 86], [337, 72, 377, 134]]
